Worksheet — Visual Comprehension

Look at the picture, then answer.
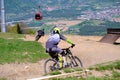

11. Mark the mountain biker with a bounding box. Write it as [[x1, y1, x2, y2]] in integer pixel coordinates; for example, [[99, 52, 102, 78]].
[[45, 27, 75, 68], [35, 29, 44, 41]]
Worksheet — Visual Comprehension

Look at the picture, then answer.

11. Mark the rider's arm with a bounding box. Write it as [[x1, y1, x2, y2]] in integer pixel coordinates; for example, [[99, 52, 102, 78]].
[[59, 34, 75, 45]]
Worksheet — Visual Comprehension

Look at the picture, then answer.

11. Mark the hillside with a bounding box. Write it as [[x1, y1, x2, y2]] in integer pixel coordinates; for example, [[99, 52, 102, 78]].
[[66, 20, 120, 35], [0, 34, 120, 80], [0, 0, 120, 26]]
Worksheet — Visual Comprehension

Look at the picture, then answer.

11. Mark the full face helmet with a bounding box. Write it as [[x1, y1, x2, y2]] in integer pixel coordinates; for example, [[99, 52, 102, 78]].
[[53, 27, 60, 34]]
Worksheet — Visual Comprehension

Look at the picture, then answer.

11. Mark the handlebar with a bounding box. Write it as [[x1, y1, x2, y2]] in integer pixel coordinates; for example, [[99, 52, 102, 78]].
[[62, 44, 75, 50]]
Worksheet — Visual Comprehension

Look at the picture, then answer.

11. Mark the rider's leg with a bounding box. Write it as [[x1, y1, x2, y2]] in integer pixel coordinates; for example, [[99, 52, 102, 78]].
[[51, 47, 65, 68], [63, 56, 67, 66], [58, 54, 63, 68], [60, 51, 67, 67]]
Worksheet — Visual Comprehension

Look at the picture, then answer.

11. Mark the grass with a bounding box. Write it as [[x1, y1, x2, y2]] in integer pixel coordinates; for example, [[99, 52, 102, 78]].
[[49, 60, 120, 80], [89, 60, 120, 71], [74, 68, 83, 71], [49, 70, 61, 75], [49, 75, 120, 80], [0, 32, 25, 39], [63, 68, 74, 73], [48, 67, 83, 75], [49, 77, 79, 80], [0, 78, 7, 80], [0, 33, 49, 64]]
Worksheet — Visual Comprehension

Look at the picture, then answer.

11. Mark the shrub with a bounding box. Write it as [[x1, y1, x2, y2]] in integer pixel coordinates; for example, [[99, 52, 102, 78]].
[[6, 23, 22, 34], [6, 22, 35, 34]]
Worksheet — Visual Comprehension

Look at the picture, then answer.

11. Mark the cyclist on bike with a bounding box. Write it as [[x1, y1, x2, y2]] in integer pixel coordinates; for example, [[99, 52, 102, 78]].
[[45, 27, 75, 68]]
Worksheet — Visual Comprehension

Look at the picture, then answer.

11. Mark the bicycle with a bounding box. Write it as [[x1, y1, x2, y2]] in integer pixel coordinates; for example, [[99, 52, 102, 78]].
[[44, 45, 83, 74]]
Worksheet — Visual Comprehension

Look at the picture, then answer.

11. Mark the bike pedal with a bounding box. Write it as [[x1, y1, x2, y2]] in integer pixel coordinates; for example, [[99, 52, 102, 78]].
[[50, 66, 55, 71], [62, 64, 69, 68]]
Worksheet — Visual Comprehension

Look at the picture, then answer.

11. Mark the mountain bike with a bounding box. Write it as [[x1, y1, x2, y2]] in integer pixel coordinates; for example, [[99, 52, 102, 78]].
[[44, 45, 83, 74]]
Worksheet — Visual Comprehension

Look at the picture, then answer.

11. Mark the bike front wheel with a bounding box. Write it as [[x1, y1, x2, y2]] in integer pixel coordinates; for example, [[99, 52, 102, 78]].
[[71, 56, 83, 68], [44, 58, 58, 74]]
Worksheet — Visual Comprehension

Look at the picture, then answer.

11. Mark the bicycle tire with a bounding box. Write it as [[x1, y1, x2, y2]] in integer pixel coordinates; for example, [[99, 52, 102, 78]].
[[44, 58, 58, 74], [71, 56, 83, 68]]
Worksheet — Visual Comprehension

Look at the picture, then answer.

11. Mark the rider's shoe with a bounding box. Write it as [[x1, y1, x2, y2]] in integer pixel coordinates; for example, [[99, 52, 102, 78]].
[[63, 63, 69, 68]]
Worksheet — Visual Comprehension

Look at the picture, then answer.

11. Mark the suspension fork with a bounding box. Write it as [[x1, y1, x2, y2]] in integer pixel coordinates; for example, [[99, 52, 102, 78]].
[[69, 52, 78, 66]]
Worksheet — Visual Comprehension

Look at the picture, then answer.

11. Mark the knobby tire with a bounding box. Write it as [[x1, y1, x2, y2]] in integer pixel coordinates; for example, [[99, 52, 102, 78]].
[[44, 58, 57, 74], [71, 56, 83, 68]]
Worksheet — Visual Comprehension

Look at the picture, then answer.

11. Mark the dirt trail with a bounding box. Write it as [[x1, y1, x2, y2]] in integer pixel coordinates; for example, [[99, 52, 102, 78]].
[[0, 35, 120, 80]]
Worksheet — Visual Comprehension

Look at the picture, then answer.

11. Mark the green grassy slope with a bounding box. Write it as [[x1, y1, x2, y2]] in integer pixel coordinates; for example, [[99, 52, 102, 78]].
[[65, 20, 120, 36], [0, 33, 49, 64]]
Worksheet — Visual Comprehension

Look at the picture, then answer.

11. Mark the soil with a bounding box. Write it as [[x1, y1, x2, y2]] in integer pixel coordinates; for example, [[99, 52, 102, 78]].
[[0, 34, 120, 80]]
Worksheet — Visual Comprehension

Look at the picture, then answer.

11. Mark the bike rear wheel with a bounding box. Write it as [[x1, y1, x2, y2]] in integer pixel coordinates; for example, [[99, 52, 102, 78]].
[[71, 56, 83, 68], [44, 58, 58, 74]]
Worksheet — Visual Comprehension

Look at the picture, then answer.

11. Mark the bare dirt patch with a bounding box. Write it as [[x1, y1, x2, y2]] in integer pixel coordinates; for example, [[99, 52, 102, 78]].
[[45, 20, 82, 31]]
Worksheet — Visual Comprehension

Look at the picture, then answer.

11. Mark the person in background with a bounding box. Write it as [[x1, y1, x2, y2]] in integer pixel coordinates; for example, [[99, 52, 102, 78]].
[[35, 29, 44, 41], [45, 27, 75, 68]]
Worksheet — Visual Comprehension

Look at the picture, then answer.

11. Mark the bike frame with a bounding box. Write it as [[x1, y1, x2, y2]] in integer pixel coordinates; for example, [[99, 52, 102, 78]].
[[63, 47, 79, 67]]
